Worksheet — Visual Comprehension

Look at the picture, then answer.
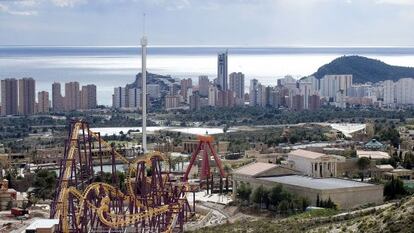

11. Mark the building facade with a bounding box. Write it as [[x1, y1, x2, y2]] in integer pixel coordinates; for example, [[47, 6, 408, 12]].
[[80, 84, 97, 109], [64, 82, 80, 111], [198, 75, 210, 97], [18, 78, 36, 115], [52, 82, 64, 112], [37, 91, 50, 113], [217, 51, 228, 91], [229, 72, 245, 100], [288, 149, 338, 178], [1, 79, 18, 116]]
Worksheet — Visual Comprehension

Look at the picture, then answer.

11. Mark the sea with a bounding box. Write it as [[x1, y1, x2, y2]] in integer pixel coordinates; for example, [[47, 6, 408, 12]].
[[1, 46, 414, 106]]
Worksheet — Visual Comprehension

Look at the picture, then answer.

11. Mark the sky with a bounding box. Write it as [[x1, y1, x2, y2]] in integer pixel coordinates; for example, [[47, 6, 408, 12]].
[[0, 0, 414, 46]]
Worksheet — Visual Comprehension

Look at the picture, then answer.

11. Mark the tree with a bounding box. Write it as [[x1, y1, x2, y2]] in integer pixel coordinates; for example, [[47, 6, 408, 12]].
[[236, 182, 252, 204], [278, 200, 290, 215], [251, 185, 269, 208], [31, 170, 57, 200], [269, 185, 283, 208], [357, 157, 371, 181], [251, 185, 262, 205], [403, 152, 414, 169], [384, 177, 407, 200]]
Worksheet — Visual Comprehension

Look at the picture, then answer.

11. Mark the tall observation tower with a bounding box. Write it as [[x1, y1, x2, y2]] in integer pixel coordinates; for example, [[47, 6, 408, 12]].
[[141, 31, 148, 153]]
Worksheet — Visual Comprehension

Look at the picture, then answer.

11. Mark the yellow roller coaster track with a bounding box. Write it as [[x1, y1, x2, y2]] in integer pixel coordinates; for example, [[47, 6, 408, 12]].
[[53, 121, 190, 233]]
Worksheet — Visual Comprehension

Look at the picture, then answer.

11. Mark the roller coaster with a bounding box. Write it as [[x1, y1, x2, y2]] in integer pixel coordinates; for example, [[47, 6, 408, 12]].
[[50, 120, 195, 232]]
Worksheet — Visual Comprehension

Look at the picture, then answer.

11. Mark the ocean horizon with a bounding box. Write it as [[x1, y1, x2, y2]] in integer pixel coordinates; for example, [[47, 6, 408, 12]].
[[1, 46, 414, 106]]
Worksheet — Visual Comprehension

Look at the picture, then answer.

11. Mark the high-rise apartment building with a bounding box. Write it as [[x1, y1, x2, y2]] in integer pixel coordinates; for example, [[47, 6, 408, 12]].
[[217, 51, 228, 91], [64, 82, 80, 111], [319, 74, 353, 101], [299, 81, 312, 110], [169, 83, 180, 95], [180, 78, 192, 101], [395, 78, 414, 105], [383, 80, 395, 106], [198, 76, 210, 97], [189, 92, 201, 111], [80, 84, 97, 109], [165, 95, 180, 110], [309, 94, 321, 111], [249, 79, 259, 106], [128, 88, 142, 109], [113, 87, 128, 109], [147, 84, 161, 99], [37, 91, 50, 113], [216, 90, 235, 108], [229, 72, 245, 99], [208, 85, 218, 106], [1, 78, 18, 116], [18, 78, 36, 115], [52, 82, 64, 112], [301, 76, 319, 92]]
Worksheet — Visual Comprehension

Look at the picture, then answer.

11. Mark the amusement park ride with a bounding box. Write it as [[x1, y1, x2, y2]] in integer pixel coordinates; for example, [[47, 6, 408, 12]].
[[50, 120, 228, 232], [50, 22, 227, 232]]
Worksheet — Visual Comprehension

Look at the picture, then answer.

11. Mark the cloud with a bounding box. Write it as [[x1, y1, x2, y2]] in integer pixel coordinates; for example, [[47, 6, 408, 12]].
[[50, 0, 86, 7], [0, 2, 37, 15], [151, 0, 190, 11], [376, 0, 414, 5]]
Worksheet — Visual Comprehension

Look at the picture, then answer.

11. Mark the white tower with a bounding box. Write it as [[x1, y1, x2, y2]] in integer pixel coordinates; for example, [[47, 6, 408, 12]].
[[141, 35, 147, 152]]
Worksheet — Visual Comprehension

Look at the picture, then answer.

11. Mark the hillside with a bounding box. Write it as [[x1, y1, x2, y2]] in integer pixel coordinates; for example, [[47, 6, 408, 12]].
[[311, 56, 414, 83], [126, 72, 175, 91], [192, 195, 414, 233]]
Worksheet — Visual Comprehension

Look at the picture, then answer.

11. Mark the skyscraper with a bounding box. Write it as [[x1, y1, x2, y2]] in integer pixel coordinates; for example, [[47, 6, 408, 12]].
[[37, 91, 50, 113], [18, 78, 36, 115], [229, 72, 245, 100], [80, 84, 97, 109], [198, 75, 210, 97], [180, 78, 192, 101], [249, 79, 259, 106], [208, 85, 218, 106], [52, 82, 64, 112], [128, 88, 142, 109], [319, 74, 353, 101], [165, 95, 180, 110], [217, 51, 228, 91], [113, 87, 128, 109], [1, 78, 18, 116], [383, 80, 395, 106], [189, 92, 201, 111], [65, 82, 80, 111]]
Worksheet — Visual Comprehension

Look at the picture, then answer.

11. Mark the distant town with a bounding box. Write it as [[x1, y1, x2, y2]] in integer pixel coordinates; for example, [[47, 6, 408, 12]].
[[2, 53, 414, 117]]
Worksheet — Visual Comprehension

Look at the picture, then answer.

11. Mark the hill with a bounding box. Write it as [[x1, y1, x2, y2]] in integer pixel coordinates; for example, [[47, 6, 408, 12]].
[[192, 195, 414, 233], [126, 72, 176, 93], [311, 55, 414, 83]]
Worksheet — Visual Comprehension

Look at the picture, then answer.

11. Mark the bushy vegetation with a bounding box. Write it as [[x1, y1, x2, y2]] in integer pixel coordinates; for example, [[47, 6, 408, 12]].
[[170, 105, 414, 126], [384, 177, 408, 200], [31, 169, 57, 200], [237, 183, 310, 214]]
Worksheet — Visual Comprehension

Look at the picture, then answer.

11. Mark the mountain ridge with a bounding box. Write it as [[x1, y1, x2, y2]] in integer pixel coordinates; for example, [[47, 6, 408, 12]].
[[311, 55, 414, 83]]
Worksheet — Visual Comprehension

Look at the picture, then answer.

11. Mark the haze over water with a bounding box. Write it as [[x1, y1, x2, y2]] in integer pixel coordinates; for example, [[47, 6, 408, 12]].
[[1, 46, 414, 106]]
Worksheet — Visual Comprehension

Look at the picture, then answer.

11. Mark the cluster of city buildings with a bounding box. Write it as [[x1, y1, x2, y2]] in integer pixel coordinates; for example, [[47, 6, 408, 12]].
[[160, 52, 323, 111], [303, 75, 414, 108], [51, 82, 97, 112], [1, 78, 46, 116], [0, 78, 97, 116]]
